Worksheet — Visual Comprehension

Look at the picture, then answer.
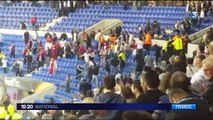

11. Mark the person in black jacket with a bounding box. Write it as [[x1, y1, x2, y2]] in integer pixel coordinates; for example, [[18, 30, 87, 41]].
[[165, 88, 213, 120], [26, 52, 33, 73], [95, 75, 126, 120], [86, 36, 92, 49], [108, 55, 119, 76], [64, 43, 72, 58], [134, 50, 144, 80], [153, 44, 161, 66], [138, 69, 165, 114], [76, 64, 84, 80], [105, 61, 111, 75], [13, 60, 21, 77], [92, 62, 99, 84], [119, 56, 126, 73], [115, 25, 122, 37], [23, 31, 30, 45], [64, 74, 71, 93], [37, 50, 45, 69]]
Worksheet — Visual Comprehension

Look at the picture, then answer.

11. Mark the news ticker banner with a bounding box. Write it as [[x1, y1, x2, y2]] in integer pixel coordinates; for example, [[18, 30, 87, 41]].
[[17, 103, 196, 110]]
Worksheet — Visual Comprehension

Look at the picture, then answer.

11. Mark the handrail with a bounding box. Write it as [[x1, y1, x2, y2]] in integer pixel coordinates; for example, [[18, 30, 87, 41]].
[[188, 25, 213, 43]]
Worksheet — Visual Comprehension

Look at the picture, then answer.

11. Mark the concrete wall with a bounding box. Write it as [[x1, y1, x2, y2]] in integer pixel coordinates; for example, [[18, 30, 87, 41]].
[[21, 85, 56, 103], [78, 19, 123, 40], [189, 25, 213, 44], [0, 74, 56, 103]]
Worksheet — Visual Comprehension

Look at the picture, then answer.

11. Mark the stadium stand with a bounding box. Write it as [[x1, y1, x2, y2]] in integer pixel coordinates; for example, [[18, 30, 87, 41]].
[[0, 1, 213, 120]]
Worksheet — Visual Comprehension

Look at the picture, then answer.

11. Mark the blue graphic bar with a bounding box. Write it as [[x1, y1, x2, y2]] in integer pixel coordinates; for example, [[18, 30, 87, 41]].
[[17, 103, 197, 110]]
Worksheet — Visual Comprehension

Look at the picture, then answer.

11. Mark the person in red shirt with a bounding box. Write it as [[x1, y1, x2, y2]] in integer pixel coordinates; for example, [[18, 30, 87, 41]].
[[30, 16, 37, 29], [27, 39, 33, 49], [129, 39, 137, 49], [37, 40, 44, 51], [79, 43, 85, 56], [22, 47, 30, 64], [50, 44, 59, 60], [49, 58, 57, 74]]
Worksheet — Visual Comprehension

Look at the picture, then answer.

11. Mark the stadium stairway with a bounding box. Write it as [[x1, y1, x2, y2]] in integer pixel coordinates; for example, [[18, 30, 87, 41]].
[[39, 16, 66, 31]]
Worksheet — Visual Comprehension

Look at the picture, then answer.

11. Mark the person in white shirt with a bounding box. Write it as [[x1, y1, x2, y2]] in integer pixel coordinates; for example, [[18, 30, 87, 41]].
[[59, 38, 67, 48], [113, 41, 120, 55], [114, 73, 124, 95], [2, 57, 7, 74], [17, 58, 24, 71], [136, 39, 144, 54], [82, 51, 90, 64], [190, 54, 209, 93], [191, 68, 210, 93], [95, 30, 102, 41], [71, 29, 79, 43], [137, 39, 143, 49], [128, 32, 133, 44], [144, 52, 155, 70], [81, 50, 94, 69], [0, 33, 3, 43], [186, 58, 199, 78]]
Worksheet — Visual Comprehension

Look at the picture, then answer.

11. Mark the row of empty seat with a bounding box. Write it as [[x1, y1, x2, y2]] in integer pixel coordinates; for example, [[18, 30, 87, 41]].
[[0, 3, 58, 29], [51, 4, 186, 34]]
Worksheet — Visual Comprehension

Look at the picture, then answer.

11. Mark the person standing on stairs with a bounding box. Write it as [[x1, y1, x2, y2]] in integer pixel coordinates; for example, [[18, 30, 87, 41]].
[[26, 51, 33, 74], [9, 42, 15, 58], [2, 56, 8, 74], [30, 15, 37, 30], [23, 31, 30, 45], [49, 58, 57, 74], [58, 0, 64, 17]]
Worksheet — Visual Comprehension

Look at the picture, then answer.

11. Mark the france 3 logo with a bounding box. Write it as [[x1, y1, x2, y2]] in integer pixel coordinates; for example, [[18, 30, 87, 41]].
[[189, 11, 197, 19]]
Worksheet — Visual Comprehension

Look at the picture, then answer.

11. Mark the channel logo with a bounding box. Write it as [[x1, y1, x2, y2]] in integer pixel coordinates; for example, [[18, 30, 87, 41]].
[[171, 104, 196, 110]]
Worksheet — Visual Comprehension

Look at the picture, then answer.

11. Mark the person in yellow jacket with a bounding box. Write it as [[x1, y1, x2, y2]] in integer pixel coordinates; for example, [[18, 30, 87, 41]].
[[162, 37, 174, 52], [172, 34, 183, 55], [5, 112, 22, 120], [0, 50, 5, 65], [7, 103, 15, 117], [118, 51, 126, 62], [0, 103, 8, 119]]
